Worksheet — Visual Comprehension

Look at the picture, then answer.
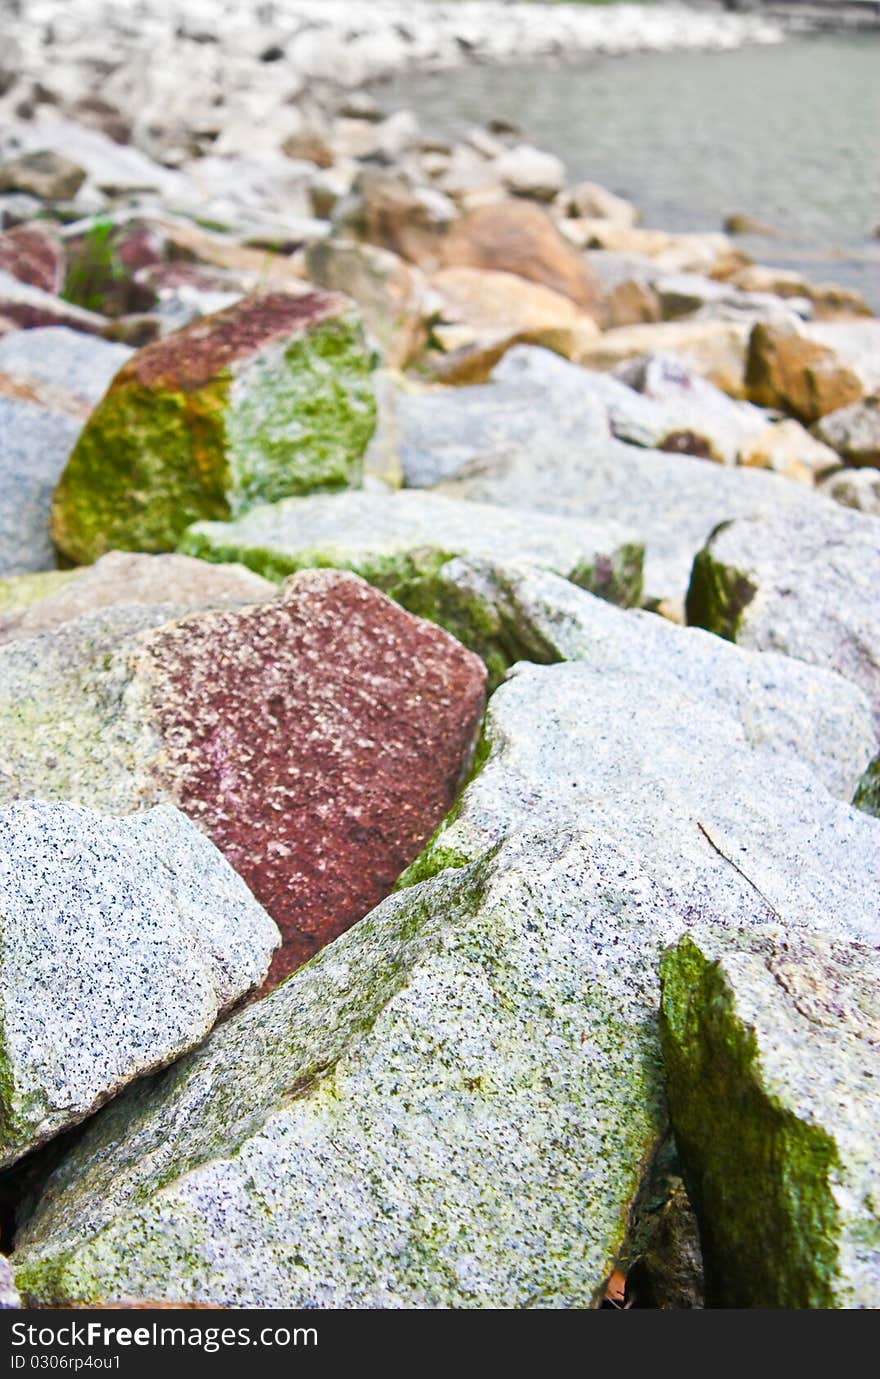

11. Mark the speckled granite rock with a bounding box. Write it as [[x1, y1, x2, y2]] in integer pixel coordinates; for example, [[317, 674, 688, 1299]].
[[393, 346, 828, 607], [0, 1256, 20, 1310], [814, 397, 880, 469], [0, 332, 133, 578], [0, 570, 486, 982], [51, 292, 377, 564], [609, 352, 769, 464], [11, 827, 682, 1309], [0, 327, 132, 409], [661, 926, 880, 1307], [0, 800, 279, 1168], [180, 490, 643, 680], [0, 393, 81, 577], [687, 505, 880, 731], [421, 562, 875, 799], [13, 657, 878, 1308], [0, 552, 274, 644], [401, 661, 880, 948]]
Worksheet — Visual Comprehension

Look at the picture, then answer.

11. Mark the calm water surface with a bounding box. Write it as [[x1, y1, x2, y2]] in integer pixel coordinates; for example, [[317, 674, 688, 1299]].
[[381, 33, 880, 307]]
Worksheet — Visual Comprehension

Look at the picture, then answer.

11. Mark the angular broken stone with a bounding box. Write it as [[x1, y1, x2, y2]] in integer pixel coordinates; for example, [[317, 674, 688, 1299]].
[[11, 827, 672, 1308], [304, 237, 429, 369], [0, 799, 279, 1168], [0, 570, 486, 982], [818, 466, 880, 517], [0, 149, 86, 201], [745, 322, 863, 424], [661, 925, 880, 1307], [0, 392, 82, 577], [0, 269, 106, 334], [11, 650, 878, 1308], [403, 660, 880, 947], [180, 489, 644, 681], [687, 504, 880, 730], [438, 200, 599, 313], [391, 346, 831, 607], [0, 326, 132, 410], [813, 397, 880, 469], [0, 551, 274, 644], [421, 562, 875, 800], [51, 291, 377, 564], [0, 332, 132, 577]]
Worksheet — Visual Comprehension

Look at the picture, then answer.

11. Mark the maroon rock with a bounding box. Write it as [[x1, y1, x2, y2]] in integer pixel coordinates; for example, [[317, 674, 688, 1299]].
[[140, 570, 486, 984], [0, 273, 105, 333], [0, 222, 64, 294]]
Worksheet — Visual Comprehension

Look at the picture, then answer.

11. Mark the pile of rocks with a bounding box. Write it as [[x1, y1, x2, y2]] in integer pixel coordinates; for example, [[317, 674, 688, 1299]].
[[0, 0, 878, 1312]]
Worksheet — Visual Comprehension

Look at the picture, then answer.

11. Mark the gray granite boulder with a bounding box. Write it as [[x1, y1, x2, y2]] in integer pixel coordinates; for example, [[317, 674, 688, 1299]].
[[425, 561, 875, 799], [819, 466, 880, 516], [0, 327, 131, 407], [0, 800, 279, 1167], [687, 504, 880, 730], [0, 393, 81, 576], [12, 648, 879, 1307], [11, 826, 675, 1308], [0, 571, 487, 984], [813, 397, 880, 469], [0, 552, 274, 645], [661, 925, 880, 1307], [180, 490, 643, 680], [0, 331, 133, 576], [391, 347, 830, 608], [404, 660, 880, 949]]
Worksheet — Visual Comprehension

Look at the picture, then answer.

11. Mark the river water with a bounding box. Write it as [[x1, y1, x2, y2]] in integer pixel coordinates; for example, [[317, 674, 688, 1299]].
[[380, 31, 880, 308]]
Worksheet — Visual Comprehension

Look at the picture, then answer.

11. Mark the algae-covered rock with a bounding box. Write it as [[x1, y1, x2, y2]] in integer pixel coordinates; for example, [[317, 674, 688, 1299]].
[[11, 827, 682, 1309], [421, 562, 875, 800], [0, 551, 274, 644], [13, 651, 879, 1307], [686, 505, 880, 730], [854, 755, 880, 818], [0, 570, 485, 983], [50, 291, 377, 564], [180, 490, 643, 680], [0, 800, 279, 1168], [661, 926, 880, 1307]]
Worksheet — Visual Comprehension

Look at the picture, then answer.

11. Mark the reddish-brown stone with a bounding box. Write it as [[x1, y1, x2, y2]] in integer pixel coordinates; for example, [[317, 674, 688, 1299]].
[[143, 570, 486, 984], [0, 222, 64, 294], [121, 290, 346, 392]]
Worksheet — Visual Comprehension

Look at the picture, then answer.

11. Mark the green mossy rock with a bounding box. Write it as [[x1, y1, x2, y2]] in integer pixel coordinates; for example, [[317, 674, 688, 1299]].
[[12, 829, 668, 1309], [661, 927, 880, 1307], [180, 489, 643, 685], [51, 292, 377, 564]]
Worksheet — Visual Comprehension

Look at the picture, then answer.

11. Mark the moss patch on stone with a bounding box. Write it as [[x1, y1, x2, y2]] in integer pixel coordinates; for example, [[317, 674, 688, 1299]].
[[853, 755, 880, 819], [661, 935, 841, 1308], [51, 307, 376, 564], [685, 533, 756, 642]]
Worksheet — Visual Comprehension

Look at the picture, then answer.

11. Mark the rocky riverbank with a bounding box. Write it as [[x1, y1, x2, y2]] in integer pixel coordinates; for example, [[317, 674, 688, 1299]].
[[0, 0, 879, 1311]]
